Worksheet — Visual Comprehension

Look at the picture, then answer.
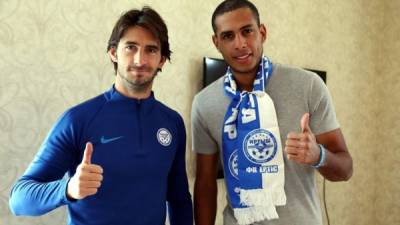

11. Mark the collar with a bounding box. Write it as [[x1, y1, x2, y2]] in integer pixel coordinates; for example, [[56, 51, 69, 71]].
[[104, 85, 156, 113]]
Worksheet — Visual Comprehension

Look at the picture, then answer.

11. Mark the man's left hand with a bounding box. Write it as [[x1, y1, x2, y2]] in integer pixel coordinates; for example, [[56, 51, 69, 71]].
[[284, 113, 320, 165]]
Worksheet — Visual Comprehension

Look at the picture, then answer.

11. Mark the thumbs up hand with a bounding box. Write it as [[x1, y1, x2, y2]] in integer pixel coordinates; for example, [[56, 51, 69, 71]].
[[284, 113, 320, 165], [67, 142, 103, 200]]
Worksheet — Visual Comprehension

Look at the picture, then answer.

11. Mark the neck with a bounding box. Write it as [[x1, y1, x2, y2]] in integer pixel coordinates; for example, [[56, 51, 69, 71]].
[[232, 69, 257, 92]]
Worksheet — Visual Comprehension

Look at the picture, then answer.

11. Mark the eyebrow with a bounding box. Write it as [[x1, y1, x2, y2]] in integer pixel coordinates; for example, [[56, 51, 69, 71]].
[[219, 30, 233, 37], [240, 24, 254, 30], [123, 41, 159, 50], [218, 24, 254, 36]]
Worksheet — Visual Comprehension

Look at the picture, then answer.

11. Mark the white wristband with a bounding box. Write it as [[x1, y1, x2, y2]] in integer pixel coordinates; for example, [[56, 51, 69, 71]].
[[312, 144, 326, 169]]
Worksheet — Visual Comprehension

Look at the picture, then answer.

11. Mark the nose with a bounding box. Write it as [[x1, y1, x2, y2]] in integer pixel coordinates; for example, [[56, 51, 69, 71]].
[[133, 49, 146, 66], [234, 34, 247, 49]]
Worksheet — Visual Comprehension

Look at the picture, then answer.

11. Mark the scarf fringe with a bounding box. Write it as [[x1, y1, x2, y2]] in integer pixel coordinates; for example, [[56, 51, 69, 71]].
[[240, 188, 286, 206], [234, 206, 279, 225]]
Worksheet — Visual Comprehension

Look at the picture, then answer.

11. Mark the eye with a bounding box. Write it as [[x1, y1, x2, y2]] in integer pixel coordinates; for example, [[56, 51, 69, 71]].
[[242, 28, 253, 35], [147, 47, 159, 54], [221, 32, 234, 41], [125, 45, 136, 52]]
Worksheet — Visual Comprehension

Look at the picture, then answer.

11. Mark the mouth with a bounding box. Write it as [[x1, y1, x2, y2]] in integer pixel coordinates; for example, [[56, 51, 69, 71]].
[[128, 70, 152, 78], [129, 69, 150, 73], [130, 71, 148, 75], [128, 65, 152, 73], [233, 53, 252, 63]]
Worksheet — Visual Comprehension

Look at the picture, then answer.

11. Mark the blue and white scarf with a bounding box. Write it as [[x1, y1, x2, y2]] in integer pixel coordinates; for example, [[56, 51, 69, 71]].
[[222, 56, 286, 225]]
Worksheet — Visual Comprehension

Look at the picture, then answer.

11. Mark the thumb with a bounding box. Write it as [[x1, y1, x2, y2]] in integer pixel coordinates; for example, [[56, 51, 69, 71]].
[[82, 142, 93, 164], [301, 113, 311, 133]]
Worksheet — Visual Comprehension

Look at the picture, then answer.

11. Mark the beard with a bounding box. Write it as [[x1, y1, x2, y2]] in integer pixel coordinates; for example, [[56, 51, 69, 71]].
[[117, 65, 158, 93]]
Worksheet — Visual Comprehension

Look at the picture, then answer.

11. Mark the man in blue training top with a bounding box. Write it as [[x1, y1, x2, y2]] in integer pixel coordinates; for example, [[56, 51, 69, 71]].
[[9, 6, 193, 225]]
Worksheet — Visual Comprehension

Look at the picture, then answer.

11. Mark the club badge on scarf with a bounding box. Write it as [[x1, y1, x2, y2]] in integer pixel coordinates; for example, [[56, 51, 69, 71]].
[[222, 56, 286, 225]]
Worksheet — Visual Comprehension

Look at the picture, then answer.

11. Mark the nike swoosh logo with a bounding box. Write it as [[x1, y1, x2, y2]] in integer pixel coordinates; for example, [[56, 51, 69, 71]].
[[100, 136, 124, 144]]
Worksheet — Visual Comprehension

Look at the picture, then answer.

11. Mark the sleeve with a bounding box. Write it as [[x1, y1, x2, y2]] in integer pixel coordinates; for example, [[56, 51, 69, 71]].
[[191, 95, 219, 154], [167, 115, 193, 225], [308, 74, 340, 135], [9, 110, 80, 216]]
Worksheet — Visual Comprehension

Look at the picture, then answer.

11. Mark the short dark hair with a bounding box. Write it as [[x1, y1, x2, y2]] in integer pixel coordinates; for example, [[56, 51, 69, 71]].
[[211, 0, 260, 33], [107, 6, 171, 74]]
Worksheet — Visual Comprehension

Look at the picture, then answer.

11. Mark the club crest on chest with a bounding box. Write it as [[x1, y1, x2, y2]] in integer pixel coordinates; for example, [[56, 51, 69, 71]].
[[157, 128, 172, 147]]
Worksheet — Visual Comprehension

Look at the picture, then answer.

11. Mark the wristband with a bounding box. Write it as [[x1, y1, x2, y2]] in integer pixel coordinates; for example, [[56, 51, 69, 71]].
[[312, 144, 326, 169]]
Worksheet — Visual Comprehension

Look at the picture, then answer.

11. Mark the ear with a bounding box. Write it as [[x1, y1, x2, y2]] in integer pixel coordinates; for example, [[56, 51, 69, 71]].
[[108, 47, 118, 63], [158, 56, 167, 70], [212, 34, 220, 51], [259, 24, 267, 43]]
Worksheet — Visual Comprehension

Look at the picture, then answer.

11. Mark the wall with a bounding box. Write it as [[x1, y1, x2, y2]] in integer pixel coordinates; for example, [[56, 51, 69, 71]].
[[0, 0, 398, 225], [376, 0, 400, 224]]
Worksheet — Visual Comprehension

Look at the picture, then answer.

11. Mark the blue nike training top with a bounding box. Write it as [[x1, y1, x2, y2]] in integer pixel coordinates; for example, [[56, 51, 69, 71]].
[[9, 86, 193, 225]]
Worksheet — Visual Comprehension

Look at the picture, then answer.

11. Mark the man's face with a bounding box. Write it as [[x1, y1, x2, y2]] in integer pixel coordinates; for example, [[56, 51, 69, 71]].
[[110, 26, 165, 92], [213, 7, 266, 77]]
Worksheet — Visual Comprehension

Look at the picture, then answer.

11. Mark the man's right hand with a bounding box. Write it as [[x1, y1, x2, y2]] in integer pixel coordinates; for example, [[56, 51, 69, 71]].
[[67, 142, 103, 200]]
